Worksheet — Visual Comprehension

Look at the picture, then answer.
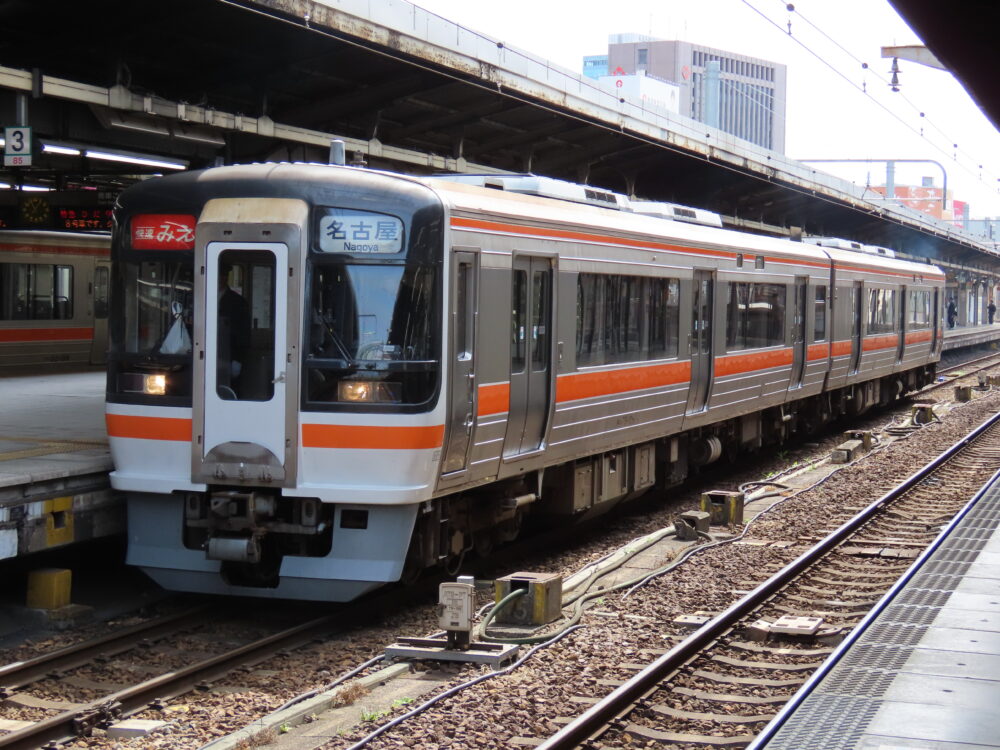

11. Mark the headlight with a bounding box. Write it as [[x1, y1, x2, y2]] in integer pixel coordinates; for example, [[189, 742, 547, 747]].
[[120, 372, 169, 395], [338, 380, 401, 403], [143, 374, 167, 396]]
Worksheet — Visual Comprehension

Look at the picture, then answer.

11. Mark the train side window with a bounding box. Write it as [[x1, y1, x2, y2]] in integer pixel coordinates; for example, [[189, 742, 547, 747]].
[[576, 273, 680, 366], [908, 289, 930, 329], [868, 288, 895, 335], [814, 285, 827, 341], [0, 262, 72, 320], [648, 277, 680, 359], [576, 273, 604, 367], [55, 265, 73, 320], [727, 281, 785, 349], [726, 282, 749, 351], [93, 266, 109, 319]]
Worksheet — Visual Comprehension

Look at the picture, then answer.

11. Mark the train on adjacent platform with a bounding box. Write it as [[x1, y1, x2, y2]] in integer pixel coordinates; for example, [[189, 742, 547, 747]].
[[0, 229, 111, 368], [105, 163, 945, 601]]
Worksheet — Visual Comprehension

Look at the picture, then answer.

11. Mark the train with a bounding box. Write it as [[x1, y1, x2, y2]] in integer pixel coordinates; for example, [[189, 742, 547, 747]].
[[105, 163, 945, 601], [0, 229, 111, 368]]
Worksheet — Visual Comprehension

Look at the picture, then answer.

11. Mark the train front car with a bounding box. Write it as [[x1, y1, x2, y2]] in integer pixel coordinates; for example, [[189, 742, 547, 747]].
[[107, 164, 444, 600]]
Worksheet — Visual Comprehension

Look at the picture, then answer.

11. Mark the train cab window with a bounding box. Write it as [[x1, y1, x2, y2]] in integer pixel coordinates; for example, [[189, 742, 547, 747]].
[[123, 261, 194, 354], [0, 262, 73, 320], [814, 285, 827, 341], [304, 261, 437, 409]]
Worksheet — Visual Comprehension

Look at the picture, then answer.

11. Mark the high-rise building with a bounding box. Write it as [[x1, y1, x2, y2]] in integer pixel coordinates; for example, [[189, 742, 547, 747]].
[[582, 55, 608, 79], [591, 37, 786, 153]]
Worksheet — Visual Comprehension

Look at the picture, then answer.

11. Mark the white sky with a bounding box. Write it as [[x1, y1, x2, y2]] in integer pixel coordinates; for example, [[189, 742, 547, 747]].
[[411, 0, 1000, 220]]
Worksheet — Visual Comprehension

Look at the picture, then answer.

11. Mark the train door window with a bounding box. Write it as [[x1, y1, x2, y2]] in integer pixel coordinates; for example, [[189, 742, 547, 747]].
[[216, 251, 275, 402], [511, 269, 527, 372], [813, 285, 827, 341], [93, 266, 109, 319], [456, 264, 470, 358], [530, 269, 549, 370]]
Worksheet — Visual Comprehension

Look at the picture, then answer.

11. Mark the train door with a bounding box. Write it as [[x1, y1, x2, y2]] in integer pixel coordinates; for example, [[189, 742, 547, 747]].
[[503, 255, 552, 458], [932, 288, 941, 355], [789, 276, 807, 388], [441, 250, 479, 478], [897, 286, 907, 363], [686, 270, 714, 413], [198, 242, 289, 481], [89, 261, 110, 364], [850, 282, 863, 374]]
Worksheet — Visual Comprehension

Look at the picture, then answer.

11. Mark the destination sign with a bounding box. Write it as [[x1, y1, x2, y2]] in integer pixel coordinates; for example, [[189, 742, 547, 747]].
[[318, 210, 403, 254]]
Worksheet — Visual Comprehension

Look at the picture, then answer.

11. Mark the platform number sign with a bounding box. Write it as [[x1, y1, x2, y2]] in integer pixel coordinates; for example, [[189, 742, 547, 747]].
[[3, 126, 32, 167]]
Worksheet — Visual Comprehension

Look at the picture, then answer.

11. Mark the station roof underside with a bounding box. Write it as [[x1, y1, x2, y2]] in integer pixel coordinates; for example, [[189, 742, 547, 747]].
[[1, 0, 997, 272], [890, 0, 1000, 132]]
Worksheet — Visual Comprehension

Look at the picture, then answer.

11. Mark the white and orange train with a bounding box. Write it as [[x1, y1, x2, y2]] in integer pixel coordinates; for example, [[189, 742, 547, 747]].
[[105, 164, 945, 601], [0, 229, 111, 367]]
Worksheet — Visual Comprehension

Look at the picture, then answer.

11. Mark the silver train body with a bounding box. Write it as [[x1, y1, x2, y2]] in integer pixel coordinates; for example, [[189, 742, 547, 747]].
[[0, 230, 111, 368], [106, 164, 945, 601]]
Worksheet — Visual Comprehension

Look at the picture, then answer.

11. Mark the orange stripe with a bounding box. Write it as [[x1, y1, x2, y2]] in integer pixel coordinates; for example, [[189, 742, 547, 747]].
[[906, 329, 933, 344], [453, 216, 734, 260], [862, 333, 899, 352], [831, 340, 852, 357], [556, 361, 691, 403], [302, 423, 445, 450], [0, 327, 93, 342], [106, 414, 192, 441], [807, 342, 830, 361], [478, 382, 510, 416], [0, 242, 109, 257], [715, 347, 793, 376]]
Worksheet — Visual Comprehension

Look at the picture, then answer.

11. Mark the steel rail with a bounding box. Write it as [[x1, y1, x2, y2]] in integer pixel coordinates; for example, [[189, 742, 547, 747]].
[[0, 612, 339, 750], [0, 606, 212, 691], [747, 457, 1000, 749], [537, 409, 1000, 750]]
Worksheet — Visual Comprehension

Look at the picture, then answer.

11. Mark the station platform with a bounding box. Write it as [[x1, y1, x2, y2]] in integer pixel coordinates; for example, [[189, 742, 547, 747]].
[[0, 370, 117, 561], [942, 320, 1000, 351], [752, 464, 1000, 749]]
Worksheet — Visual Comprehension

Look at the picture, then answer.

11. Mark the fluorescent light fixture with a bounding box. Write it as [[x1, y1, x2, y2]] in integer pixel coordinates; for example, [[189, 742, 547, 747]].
[[0, 137, 4, 148], [0, 182, 9, 189], [85, 149, 186, 170], [21, 185, 51, 192], [42, 143, 82, 156]]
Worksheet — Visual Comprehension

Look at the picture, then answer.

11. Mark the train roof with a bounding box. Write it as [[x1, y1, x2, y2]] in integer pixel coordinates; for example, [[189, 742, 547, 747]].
[[112, 163, 944, 281], [425, 177, 945, 281]]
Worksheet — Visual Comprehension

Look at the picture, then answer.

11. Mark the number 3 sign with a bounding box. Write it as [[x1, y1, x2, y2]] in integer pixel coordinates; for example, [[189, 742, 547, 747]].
[[3, 126, 32, 166]]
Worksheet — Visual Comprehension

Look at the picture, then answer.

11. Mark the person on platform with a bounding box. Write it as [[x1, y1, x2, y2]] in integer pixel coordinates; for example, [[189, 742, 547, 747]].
[[947, 298, 958, 329], [989, 300, 996, 325]]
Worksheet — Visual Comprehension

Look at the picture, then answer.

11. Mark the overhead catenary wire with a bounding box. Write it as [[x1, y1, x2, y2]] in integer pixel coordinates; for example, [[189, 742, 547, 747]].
[[745, 0, 1000, 193]]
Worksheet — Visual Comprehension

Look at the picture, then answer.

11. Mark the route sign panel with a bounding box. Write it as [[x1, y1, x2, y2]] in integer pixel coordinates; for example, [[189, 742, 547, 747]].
[[3, 126, 32, 166]]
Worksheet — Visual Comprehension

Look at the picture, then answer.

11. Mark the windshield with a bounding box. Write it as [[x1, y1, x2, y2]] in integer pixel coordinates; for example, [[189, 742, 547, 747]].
[[305, 262, 438, 409], [123, 260, 194, 355]]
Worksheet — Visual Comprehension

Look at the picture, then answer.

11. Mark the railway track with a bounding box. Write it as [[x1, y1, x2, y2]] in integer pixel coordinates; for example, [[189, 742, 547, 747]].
[[534, 410, 1000, 749], [0, 605, 346, 750]]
